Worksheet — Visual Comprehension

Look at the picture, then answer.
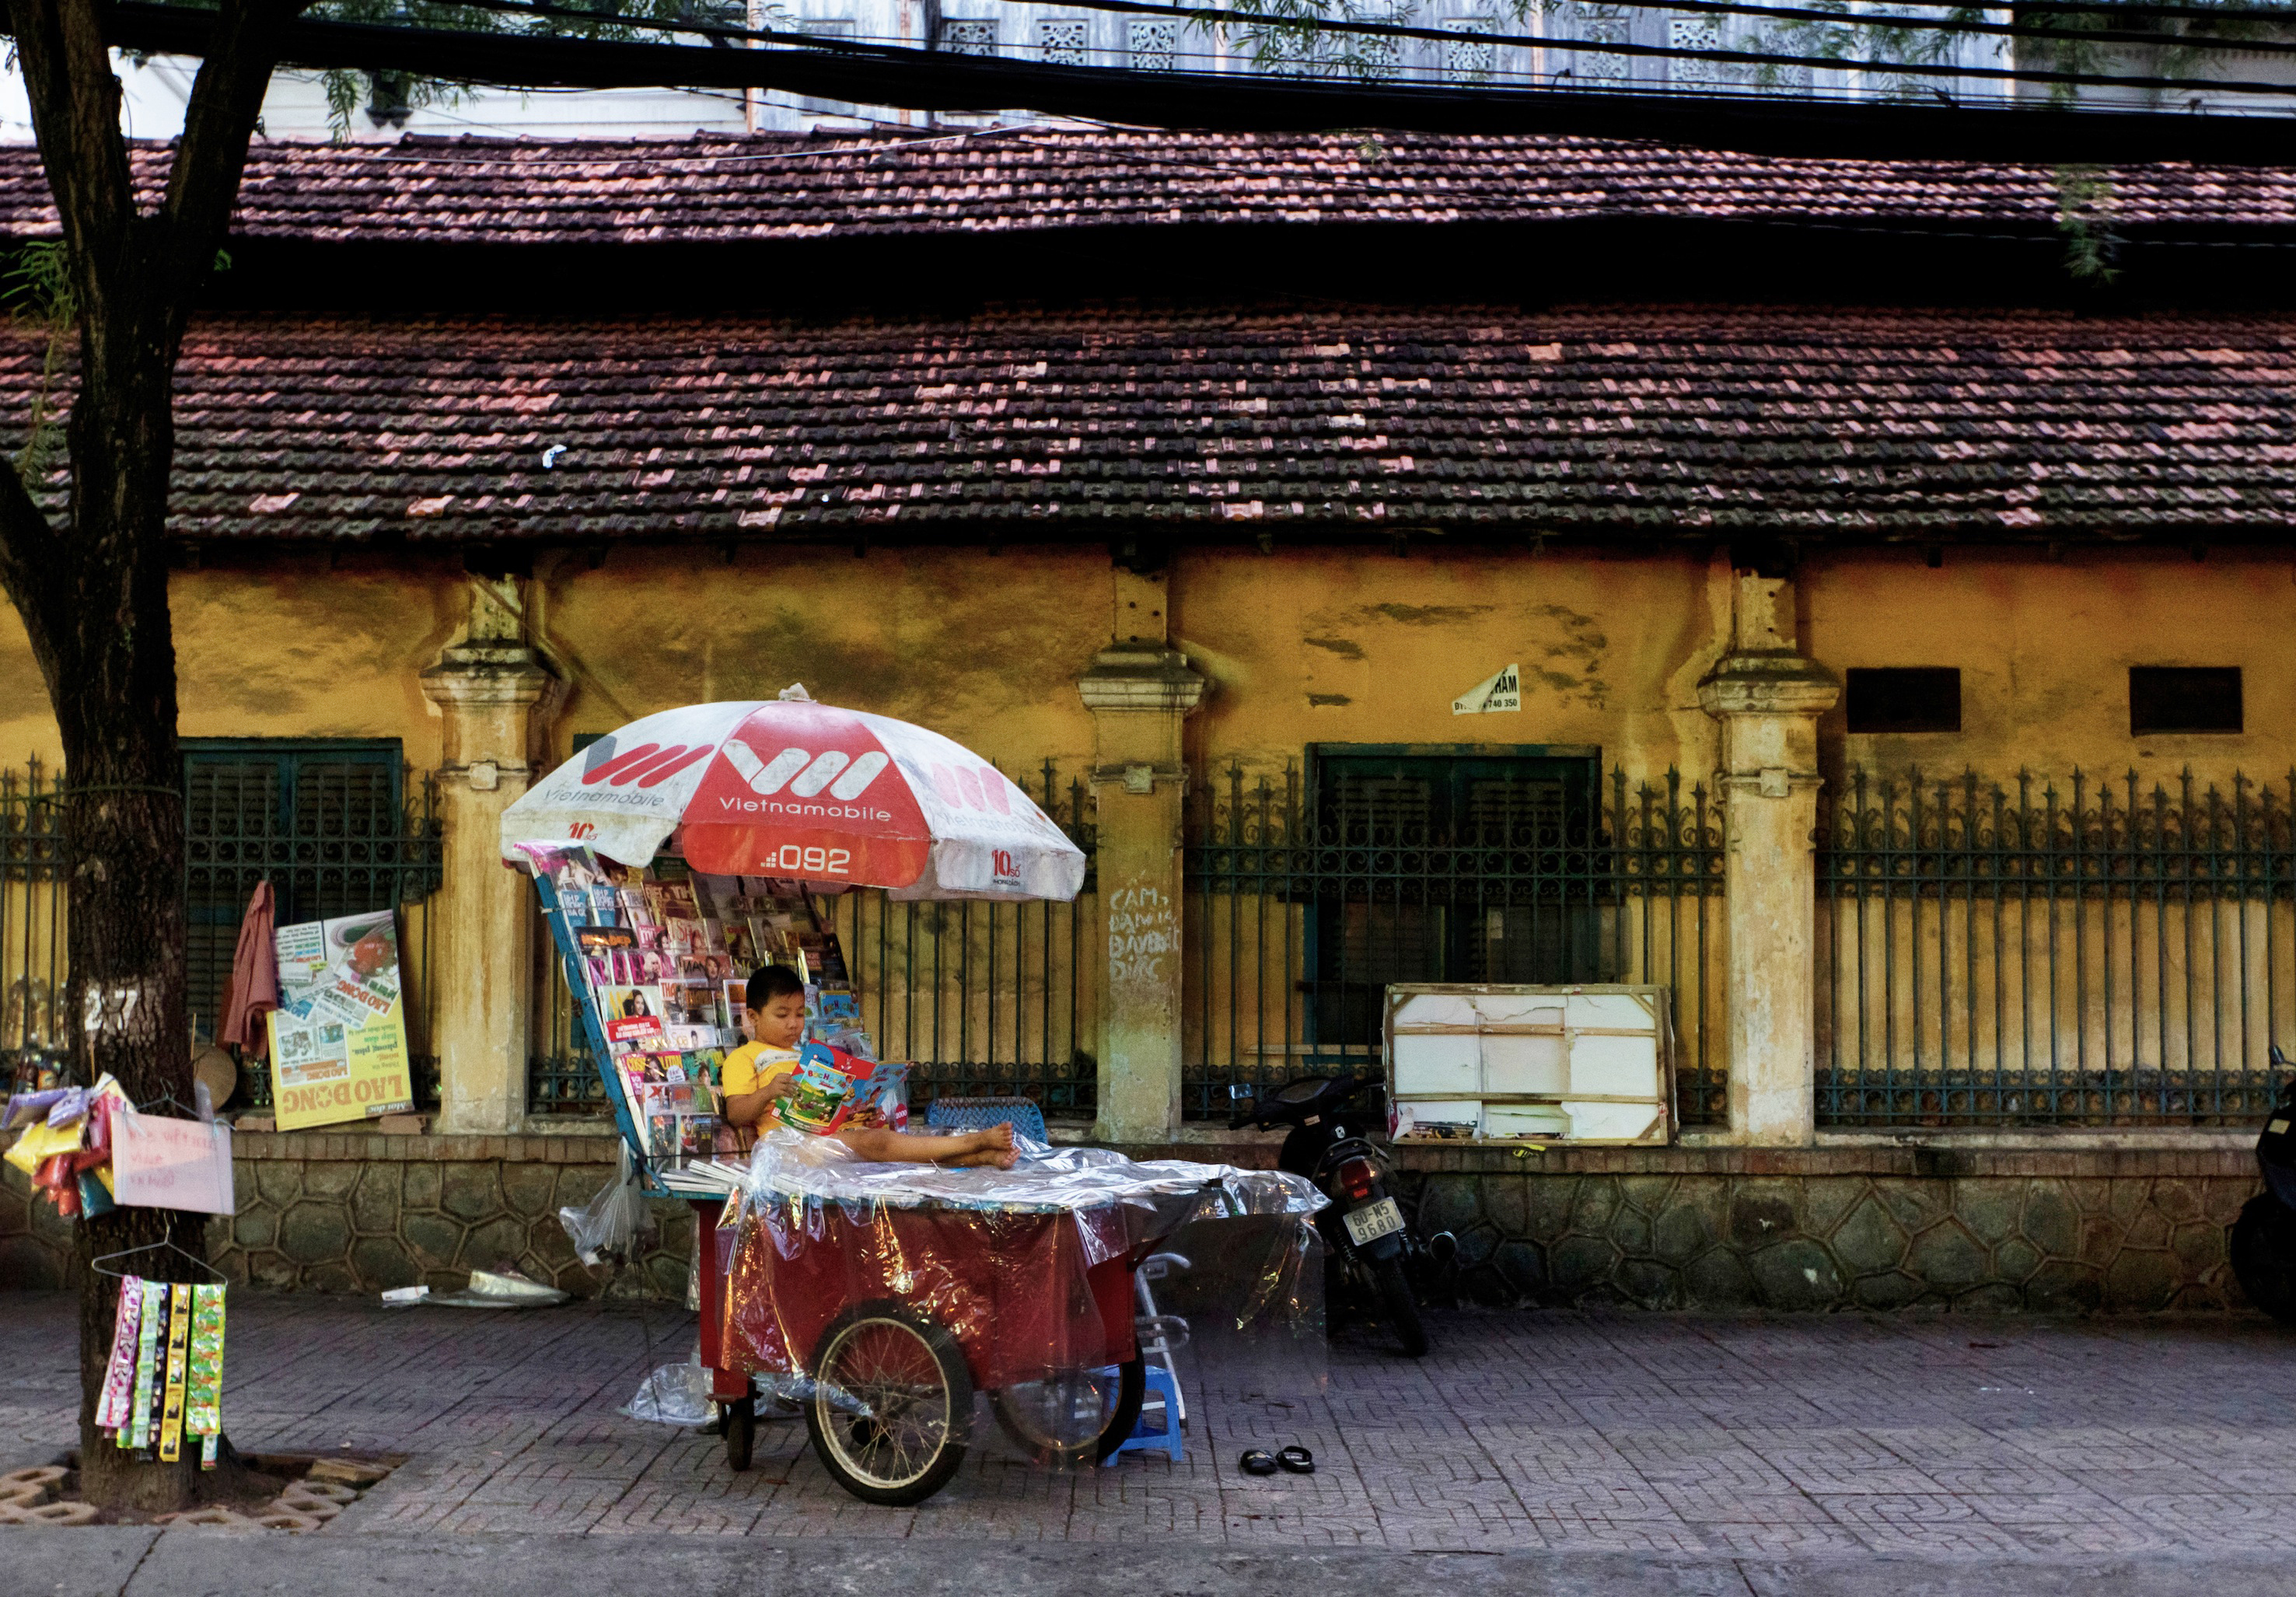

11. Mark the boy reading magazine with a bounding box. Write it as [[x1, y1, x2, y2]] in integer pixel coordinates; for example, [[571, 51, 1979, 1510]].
[[720, 965, 1016, 1169]]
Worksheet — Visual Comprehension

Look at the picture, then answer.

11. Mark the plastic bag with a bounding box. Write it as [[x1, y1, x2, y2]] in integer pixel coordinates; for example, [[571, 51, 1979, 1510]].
[[620, 1356, 713, 1427], [560, 1139, 650, 1266]]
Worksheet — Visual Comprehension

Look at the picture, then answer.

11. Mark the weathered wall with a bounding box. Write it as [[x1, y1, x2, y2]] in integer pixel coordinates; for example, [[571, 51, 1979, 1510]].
[[1174, 547, 1729, 781], [1806, 548, 2296, 781], [533, 545, 1108, 771], [1402, 1144, 2266, 1315]]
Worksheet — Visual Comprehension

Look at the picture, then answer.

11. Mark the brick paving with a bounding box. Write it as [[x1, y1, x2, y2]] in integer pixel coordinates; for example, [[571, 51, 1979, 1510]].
[[5, 1290, 2294, 1555]]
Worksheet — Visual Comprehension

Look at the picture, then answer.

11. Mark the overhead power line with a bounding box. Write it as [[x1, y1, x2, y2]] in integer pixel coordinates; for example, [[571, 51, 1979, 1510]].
[[81, 1, 2296, 165]]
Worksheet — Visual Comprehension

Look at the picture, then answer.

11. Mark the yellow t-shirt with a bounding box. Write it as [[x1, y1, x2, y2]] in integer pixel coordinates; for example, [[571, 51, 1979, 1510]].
[[721, 1041, 800, 1101]]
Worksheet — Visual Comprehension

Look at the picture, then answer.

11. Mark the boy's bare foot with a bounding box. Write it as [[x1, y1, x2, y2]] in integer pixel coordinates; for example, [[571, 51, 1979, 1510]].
[[944, 1145, 1019, 1170], [971, 1122, 1016, 1154]]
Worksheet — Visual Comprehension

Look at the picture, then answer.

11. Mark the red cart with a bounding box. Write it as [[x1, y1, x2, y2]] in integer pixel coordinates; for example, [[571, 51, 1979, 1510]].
[[700, 1185, 1183, 1504]]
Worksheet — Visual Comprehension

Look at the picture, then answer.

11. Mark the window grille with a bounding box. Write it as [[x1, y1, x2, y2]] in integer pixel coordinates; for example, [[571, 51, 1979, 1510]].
[[1128, 19, 1179, 68], [1442, 19, 1496, 82], [942, 19, 998, 54], [1036, 18, 1089, 65]]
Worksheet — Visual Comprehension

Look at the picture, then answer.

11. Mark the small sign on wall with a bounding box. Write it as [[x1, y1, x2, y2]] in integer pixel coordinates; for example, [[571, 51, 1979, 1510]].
[[1452, 664, 1522, 715]]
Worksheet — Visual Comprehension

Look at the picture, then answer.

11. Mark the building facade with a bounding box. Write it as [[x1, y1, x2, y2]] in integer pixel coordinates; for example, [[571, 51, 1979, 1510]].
[[3, 130, 2294, 1308]]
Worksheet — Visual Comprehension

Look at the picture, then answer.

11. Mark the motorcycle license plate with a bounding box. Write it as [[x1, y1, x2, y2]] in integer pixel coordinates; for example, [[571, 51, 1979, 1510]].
[[1344, 1197, 1405, 1246]]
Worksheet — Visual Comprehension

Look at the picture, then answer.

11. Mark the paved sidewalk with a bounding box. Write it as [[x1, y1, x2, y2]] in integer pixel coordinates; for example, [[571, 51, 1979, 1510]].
[[5, 1290, 2295, 1556]]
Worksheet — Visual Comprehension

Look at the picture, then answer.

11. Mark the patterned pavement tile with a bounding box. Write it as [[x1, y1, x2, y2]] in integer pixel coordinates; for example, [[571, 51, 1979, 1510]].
[[9, 1289, 2296, 1554]]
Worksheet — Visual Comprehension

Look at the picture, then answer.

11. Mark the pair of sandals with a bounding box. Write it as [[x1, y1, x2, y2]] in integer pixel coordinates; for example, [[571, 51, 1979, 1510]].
[[1238, 1445, 1316, 1476]]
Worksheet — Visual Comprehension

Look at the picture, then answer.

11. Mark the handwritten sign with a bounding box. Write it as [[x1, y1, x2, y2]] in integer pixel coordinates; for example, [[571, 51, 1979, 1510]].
[[1107, 879, 1176, 994], [110, 1106, 235, 1215]]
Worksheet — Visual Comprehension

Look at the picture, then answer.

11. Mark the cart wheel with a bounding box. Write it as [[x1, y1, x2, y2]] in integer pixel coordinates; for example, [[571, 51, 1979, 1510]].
[[804, 1302, 972, 1506], [990, 1357, 1146, 1466], [723, 1396, 755, 1471]]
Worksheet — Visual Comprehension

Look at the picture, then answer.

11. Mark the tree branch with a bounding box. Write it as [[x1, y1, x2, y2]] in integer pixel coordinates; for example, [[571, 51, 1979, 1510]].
[[158, 0, 310, 329]]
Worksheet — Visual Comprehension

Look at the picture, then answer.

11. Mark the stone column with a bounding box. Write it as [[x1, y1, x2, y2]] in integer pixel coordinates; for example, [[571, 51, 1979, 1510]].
[[1078, 564, 1207, 1145], [1696, 569, 1839, 1146], [421, 575, 563, 1135]]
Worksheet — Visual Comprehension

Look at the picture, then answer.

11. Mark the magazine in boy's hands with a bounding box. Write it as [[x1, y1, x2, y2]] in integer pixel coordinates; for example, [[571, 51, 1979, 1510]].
[[772, 1043, 910, 1137]]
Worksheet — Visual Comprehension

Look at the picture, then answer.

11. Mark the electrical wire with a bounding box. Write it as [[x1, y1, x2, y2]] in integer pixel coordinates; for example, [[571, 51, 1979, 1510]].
[[86, 2, 2296, 163]]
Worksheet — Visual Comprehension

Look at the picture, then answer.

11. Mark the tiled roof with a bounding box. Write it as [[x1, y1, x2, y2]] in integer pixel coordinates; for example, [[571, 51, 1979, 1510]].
[[0, 130, 2291, 244], [10, 305, 2282, 543]]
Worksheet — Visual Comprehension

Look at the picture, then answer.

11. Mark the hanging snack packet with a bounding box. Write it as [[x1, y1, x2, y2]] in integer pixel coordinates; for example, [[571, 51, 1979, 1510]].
[[186, 1284, 225, 1467], [128, 1281, 162, 1450], [159, 1283, 192, 1463], [96, 1277, 142, 1435]]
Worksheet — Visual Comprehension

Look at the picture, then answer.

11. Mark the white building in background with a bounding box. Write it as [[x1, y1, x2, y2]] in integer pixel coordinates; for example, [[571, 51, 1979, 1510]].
[[0, 5, 2284, 144]]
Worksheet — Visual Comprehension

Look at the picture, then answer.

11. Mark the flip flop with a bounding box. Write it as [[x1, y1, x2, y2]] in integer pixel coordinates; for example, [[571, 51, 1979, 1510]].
[[1277, 1445, 1316, 1475], [1239, 1448, 1280, 1476]]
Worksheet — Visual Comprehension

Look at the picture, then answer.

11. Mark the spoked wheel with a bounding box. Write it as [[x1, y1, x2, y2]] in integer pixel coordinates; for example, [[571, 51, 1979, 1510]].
[[804, 1302, 973, 1505], [989, 1357, 1146, 1466]]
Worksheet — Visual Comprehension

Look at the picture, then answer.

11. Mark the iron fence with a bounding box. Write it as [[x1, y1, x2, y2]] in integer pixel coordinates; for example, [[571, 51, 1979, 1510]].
[[1182, 763, 1727, 1123], [529, 761, 1099, 1120], [2, 755, 445, 1108], [1816, 767, 2296, 1126], [0, 761, 66, 1082]]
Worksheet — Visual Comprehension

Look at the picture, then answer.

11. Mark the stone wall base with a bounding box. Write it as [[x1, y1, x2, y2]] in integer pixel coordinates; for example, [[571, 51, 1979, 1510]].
[[1398, 1144, 2265, 1314], [1, 1129, 696, 1299], [1, 1133, 2270, 1314]]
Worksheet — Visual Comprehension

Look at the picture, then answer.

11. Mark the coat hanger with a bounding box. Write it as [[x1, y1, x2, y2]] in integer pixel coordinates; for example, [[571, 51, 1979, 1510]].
[[89, 1239, 227, 1284]]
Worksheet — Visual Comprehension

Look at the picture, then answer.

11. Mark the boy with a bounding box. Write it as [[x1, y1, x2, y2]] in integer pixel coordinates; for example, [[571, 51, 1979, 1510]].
[[719, 965, 1016, 1169]]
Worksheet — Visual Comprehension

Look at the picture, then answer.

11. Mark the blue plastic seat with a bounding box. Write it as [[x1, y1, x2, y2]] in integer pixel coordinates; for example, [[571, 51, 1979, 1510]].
[[1112, 1363, 1183, 1463], [924, 1095, 1047, 1144]]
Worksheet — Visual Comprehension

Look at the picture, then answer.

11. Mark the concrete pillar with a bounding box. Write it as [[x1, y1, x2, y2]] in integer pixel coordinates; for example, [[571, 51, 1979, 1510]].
[[1078, 564, 1206, 1144], [1696, 569, 1839, 1146], [421, 575, 563, 1135]]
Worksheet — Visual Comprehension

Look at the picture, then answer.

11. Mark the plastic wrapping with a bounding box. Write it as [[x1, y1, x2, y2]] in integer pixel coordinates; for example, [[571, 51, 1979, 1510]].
[[719, 1130, 1326, 1484], [620, 1358, 714, 1427], [559, 1140, 652, 1267]]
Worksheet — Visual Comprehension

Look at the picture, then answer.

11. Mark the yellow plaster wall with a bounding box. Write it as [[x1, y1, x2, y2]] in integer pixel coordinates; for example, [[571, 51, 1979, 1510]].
[[1804, 550, 2296, 785], [534, 546, 1106, 780], [0, 554, 466, 771], [1174, 547, 1729, 784]]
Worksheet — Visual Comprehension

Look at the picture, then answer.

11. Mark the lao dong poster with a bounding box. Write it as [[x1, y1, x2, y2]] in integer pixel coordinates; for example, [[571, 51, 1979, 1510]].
[[265, 910, 414, 1130]]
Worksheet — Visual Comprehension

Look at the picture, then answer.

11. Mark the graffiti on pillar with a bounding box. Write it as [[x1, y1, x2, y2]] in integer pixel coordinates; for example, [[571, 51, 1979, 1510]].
[[1107, 877, 1176, 996]]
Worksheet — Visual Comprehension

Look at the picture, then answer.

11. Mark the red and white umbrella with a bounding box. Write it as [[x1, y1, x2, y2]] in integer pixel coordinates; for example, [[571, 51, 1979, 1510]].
[[498, 690, 1085, 902]]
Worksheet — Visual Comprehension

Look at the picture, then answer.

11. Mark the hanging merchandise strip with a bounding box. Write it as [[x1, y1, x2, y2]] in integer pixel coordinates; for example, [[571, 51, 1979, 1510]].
[[186, 1284, 225, 1469], [159, 1284, 191, 1464], [128, 1283, 160, 1450], [95, 1277, 142, 1434]]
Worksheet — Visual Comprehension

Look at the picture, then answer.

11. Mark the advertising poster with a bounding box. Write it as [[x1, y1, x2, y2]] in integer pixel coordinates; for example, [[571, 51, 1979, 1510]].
[[265, 910, 415, 1130]]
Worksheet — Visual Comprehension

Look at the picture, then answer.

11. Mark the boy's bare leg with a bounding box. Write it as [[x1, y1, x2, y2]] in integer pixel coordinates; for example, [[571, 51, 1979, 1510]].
[[834, 1123, 1018, 1168]]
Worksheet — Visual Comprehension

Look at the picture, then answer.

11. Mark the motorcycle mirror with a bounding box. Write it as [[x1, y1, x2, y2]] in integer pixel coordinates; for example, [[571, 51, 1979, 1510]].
[[1228, 1083, 1253, 1099]]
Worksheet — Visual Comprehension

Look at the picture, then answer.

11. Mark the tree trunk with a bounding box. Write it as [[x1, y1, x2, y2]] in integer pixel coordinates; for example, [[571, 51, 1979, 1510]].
[[0, 0, 303, 1511]]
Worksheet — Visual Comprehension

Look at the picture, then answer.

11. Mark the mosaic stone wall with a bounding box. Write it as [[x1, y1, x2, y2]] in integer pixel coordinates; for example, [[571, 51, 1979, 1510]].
[[1397, 1144, 2263, 1314], [0, 1130, 696, 1299], [2, 1134, 2269, 1314]]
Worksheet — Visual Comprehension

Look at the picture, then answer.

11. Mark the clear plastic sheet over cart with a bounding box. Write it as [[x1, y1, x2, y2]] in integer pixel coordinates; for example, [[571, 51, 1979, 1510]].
[[712, 1131, 1326, 1504]]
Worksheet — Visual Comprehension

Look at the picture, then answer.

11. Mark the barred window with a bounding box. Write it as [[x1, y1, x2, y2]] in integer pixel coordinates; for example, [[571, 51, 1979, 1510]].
[[1036, 18, 1089, 64], [1128, 19, 1179, 68], [942, 19, 998, 54]]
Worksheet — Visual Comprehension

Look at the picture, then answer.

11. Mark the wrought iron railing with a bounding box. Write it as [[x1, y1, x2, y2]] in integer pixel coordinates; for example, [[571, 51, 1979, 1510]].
[[0, 760, 67, 1087], [528, 760, 1099, 1120], [1816, 767, 2296, 1126], [1, 756, 445, 1109], [1181, 764, 1727, 1123]]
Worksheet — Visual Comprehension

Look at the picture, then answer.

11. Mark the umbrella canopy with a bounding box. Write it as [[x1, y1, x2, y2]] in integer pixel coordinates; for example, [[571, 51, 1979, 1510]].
[[498, 692, 1085, 903]]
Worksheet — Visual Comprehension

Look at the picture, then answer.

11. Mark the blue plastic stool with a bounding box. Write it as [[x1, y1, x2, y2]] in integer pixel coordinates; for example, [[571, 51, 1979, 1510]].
[[1112, 1363, 1183, 1462], [925, 1096, 1047, 1144]]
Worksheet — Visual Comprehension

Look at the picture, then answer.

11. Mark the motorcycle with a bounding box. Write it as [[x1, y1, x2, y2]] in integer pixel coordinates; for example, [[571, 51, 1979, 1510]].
[[1228, 1075, 1452, 1358], [2231, 1043, 2296, 1324]]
